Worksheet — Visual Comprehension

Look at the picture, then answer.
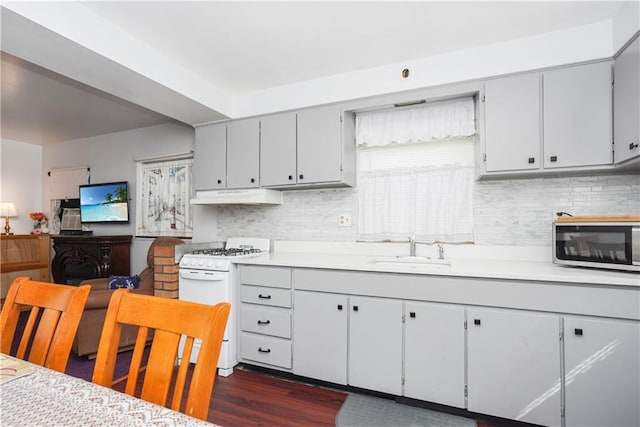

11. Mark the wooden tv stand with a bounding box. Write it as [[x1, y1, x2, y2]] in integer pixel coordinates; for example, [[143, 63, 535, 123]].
[[51, 235, 132, 285]]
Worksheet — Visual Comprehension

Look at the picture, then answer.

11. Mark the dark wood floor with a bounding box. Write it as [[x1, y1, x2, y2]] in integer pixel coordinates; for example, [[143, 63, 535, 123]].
[[115, 363, 501, 426]]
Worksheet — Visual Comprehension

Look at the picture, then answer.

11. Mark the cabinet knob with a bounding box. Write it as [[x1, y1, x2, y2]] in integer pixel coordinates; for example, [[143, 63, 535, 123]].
[[288, 175, 294, 180], [528, 157, 535, 164], [258, 294, 271, 300], [258, 347, 271, 353], [409, 312, 416, 318], [217, 179, 222, 184], [474, 319, 481, 326], [550, 156, 558, 162], [574, 328, 583, 336], [630, 142, 639, 150], [337, 304, 343, 310], [299, 174, 304, 180], [257, 320, 271, 325], [250, 178, 255, 183], [353, 305, 358, 312]]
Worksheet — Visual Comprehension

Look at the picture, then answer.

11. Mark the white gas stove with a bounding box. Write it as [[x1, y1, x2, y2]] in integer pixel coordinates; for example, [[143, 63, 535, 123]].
[[177, 237, 269, 376]]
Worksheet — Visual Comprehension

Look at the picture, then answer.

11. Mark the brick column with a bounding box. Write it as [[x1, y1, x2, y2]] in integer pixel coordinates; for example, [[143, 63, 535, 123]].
[[152, 241, 182, 299]]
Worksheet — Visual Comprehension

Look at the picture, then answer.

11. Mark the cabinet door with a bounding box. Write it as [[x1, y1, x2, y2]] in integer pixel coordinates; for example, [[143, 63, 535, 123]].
[[543, 62, 613, 168], [227, 118, 260, 189], [260, 112, 297, 187], [614, 36, 640, 164], [349, 296, 403, 395], [297, 105, 342, 184], [564, 316, 639, 427], [484, 74, 541, 172], [194, 123, 226, 190], [404, 302, 466, 408], [467, 307, 561, 427], [293, 291, 348, 385]]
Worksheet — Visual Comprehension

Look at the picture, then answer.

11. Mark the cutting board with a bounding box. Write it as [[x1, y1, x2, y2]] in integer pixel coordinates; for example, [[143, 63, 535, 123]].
[[555, 215, 640, 223]]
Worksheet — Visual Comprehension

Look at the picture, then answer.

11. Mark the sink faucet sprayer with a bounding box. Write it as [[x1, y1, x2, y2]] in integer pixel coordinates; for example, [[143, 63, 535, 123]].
[[437, 243, 444, 260], [408, 236, 416, 257]]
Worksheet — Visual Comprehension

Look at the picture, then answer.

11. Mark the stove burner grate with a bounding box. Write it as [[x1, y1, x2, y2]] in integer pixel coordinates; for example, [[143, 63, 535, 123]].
[[192, 248, 262, 257]]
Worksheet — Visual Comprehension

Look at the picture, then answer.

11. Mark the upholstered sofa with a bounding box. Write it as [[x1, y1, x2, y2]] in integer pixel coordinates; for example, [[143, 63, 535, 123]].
[[74, 237, 183, 358]]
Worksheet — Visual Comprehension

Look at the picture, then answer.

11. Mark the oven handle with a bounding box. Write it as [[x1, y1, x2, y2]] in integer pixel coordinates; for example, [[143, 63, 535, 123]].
[[179, 270, 226, 281]]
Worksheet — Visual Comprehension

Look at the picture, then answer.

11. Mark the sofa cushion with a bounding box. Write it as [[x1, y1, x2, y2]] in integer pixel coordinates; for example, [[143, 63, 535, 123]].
[[107, 275, 141, 289]]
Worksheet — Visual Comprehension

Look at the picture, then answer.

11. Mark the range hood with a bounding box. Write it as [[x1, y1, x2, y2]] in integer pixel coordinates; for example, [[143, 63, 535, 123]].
[[190, 189, 283, 205]]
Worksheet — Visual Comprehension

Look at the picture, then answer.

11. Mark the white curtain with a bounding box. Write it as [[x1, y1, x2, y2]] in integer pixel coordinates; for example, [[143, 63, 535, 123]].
[[356, 97, 475, 147], [356, 97, 476, 243], [136, 158, 193, 237]]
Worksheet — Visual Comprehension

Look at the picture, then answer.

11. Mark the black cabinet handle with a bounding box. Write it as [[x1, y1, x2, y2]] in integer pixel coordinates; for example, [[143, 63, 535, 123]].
[[288, 175, 294, 180], [409, 312, 416, 318], [528, 157, 535, 164], [258, 347, 271, 353], [337, 304, 343, 310], [217, 179, 222, 184], [550, 156, 558, 162], [474, 319, 481, 326], [353, 305, 358, 312], [257, 320, 271, 325], [299, 174, 304, 180], [574, 328, 583, 336], [258, 294, 271, 300], [630, 142, 639, 150], [250, 178, 255, 183]]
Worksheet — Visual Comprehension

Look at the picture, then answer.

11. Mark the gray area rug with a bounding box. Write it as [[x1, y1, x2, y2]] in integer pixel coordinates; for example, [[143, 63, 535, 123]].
[[336, 393, 477, 427]]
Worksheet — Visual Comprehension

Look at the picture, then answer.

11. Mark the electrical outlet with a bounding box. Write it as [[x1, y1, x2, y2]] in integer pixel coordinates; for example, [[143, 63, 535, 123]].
[[338, 213, 352, 227]]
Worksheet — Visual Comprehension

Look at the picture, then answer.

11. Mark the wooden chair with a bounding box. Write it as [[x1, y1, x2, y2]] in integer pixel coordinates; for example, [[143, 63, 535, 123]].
[[0, 276, 90, 373], [92, 289, 230, 421]]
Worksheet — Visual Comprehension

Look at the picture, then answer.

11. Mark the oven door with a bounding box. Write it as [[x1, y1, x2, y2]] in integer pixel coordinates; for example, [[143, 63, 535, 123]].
[[553, 224, 638, 271]]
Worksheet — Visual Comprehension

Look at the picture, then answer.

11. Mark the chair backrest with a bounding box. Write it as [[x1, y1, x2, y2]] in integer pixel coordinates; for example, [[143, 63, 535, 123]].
[[92, 289, 230, 421], [0, 277, 90, 372]]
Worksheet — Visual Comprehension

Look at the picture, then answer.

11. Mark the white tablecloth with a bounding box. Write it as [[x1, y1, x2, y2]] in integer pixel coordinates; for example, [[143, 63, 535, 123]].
[[0, 355, 215, 426]]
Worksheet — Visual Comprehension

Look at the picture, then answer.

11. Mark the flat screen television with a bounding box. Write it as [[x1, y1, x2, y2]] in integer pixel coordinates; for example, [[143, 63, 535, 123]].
[[79, 181, 129, 224]]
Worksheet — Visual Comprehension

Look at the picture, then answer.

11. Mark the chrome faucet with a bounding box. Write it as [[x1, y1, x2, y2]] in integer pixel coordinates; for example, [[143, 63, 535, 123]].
[[408, 236, 416, 257], [437, 243, 444, 260]]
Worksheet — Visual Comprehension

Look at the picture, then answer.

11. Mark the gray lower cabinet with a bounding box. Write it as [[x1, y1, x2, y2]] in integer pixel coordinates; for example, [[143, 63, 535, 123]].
[[404, 302, 466, 408], [614, 35, 640, 164], [194, 123, 226, 190], [563, 316, 640, 427], [292, 290, 348, 384], [348, 296, 403, 396], [467, 307, 561, 427], [239, 266, 292, 370]]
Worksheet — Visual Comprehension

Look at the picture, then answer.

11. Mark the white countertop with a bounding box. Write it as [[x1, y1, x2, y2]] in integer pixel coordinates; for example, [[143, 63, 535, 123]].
[[234, 251, 640, 287]]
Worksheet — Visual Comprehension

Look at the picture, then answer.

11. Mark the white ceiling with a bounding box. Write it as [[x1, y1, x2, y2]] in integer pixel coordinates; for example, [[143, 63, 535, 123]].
[[0, 1, 631, 146]]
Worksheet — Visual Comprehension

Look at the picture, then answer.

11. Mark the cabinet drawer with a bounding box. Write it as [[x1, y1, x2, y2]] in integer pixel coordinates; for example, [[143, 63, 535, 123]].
[[241, 305, 291, 338], [240, 266, 291, 289], [241, 332, 292, 369], [241, 285, 291, 308]]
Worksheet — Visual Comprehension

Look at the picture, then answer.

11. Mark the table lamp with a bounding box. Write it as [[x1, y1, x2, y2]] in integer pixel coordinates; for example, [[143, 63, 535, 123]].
[[0, 202, 17, 235]]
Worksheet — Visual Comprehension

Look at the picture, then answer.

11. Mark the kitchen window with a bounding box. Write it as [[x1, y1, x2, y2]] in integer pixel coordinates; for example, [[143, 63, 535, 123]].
[[356, 97, 476, 243]]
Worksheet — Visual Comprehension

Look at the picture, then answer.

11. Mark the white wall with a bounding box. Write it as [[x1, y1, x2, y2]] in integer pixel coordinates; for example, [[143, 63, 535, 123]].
[[0, 139, 43, 234], [42, 122, 195, 272]]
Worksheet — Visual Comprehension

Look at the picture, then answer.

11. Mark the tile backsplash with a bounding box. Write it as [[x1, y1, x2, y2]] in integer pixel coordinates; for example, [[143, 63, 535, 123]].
[[211, 173, 640, 246]]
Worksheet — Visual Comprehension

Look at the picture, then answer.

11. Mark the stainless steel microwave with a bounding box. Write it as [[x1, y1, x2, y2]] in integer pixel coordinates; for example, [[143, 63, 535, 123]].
[[553, 217, 640, 272]]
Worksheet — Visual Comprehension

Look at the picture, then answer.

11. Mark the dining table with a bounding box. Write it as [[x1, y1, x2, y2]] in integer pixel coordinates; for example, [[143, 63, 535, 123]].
[[0, 354, 216, 426]]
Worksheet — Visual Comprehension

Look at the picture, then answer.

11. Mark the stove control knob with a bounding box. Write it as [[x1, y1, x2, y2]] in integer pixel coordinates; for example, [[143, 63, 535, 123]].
[[206, 260, 214, 268], [215, 262, 222, 269], [198, 259, 204, 266]]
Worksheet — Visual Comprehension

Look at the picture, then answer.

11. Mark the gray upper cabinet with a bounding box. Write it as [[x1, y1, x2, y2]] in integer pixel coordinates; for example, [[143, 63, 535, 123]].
[[260, 112, 297, 187], [614, 35, 640, 164], [484, 74, 541, 172], [194, 123, 226, 190], [227, 118, 260, 189], [481, 61, 613, 177], [543, 61, 613, 169], [297, 105, 348, 186]]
